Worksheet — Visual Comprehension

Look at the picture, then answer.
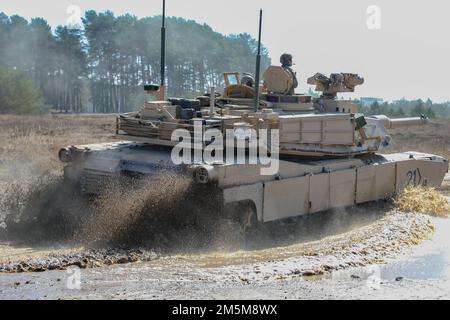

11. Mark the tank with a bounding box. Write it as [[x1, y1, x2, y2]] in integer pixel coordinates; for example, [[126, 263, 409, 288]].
[[58, 8, 448, 228]]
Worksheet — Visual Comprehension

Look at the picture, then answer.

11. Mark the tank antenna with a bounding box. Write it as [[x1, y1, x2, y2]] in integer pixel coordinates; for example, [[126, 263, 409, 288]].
[[160, 0, 166, 100], [254, 9, 263, 112]]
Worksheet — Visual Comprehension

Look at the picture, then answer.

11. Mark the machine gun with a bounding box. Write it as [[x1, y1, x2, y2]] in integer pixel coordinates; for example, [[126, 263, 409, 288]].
[[303, 72, 364, 113], [307, 72, 364, 100]]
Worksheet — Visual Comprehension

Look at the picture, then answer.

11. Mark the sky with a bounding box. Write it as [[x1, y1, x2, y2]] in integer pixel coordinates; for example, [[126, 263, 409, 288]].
[[2, 0, 450, 102]]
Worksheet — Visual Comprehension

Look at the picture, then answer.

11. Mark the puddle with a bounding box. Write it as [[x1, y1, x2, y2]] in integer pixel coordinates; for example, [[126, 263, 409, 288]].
[[333, 216, 450, 281]]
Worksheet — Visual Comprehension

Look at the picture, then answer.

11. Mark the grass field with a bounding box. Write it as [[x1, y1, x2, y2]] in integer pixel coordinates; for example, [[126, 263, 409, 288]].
[[388, 119, 450, 160], [0, 114, 115, 179], [0, 114, 448, 189]]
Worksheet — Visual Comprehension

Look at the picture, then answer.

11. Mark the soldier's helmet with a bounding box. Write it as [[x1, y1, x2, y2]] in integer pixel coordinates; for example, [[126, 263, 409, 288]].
[[280, 53, 293, 67], [241, 73, 255, 87]]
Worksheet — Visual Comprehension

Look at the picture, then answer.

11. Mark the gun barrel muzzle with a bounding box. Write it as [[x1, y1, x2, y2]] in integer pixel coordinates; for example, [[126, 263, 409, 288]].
[[371, 115, 429, 129], [387, 117, 429, 129]]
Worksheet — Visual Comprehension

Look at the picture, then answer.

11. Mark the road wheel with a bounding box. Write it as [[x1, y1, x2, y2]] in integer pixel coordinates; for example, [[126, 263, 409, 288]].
[[224, 200, 260, 233]]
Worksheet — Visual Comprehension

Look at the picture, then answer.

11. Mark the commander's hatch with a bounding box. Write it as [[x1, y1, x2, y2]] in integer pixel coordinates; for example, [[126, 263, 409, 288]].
[[224, 72, 241, 87]]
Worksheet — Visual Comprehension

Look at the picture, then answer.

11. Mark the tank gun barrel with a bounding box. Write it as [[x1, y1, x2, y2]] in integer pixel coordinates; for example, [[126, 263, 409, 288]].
[[370, 115, 430, 129]]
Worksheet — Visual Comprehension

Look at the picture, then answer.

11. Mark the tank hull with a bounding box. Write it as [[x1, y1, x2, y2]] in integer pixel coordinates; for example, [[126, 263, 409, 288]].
[[60, 142, 448, 223]]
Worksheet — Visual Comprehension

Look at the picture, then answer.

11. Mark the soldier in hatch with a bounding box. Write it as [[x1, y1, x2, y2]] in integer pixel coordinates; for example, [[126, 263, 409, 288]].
[[280, 53, 298, 95]]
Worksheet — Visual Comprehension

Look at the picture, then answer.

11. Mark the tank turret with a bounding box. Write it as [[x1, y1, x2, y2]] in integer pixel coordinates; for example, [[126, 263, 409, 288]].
[[114, 64, 431, 158]]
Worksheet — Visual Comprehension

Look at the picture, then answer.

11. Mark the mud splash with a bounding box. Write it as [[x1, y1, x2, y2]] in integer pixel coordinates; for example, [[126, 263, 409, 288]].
[[151, 211, 434, 278], [0, 175, 89, 241], [0, 171, 225, 247], [80, 171, 194, 246], [0, 171, 439, 275], [0, 188, 435, 275], [0, 248, 158, 273], [0, 171, 235, 272]]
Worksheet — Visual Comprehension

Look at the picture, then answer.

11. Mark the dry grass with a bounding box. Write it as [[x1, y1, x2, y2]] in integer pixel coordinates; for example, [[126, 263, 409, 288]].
[[395, 187, 450, 217], [0, 114, 116, 181], [387, 119, 450, 196], [0, 114, 449, 211], [387, 119, 450, 160], [0, 114, 448, 185], [1, 115, 447, 165], [0, 114, 117, 232]]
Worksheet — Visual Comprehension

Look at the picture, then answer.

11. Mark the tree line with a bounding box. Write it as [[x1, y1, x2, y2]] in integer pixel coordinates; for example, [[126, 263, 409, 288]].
[[357, 98, 450, 119], [0, 11, 270, 114], [1, 11, 449, 118]]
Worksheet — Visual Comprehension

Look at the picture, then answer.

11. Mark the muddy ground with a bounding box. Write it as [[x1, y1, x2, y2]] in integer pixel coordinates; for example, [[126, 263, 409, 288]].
[[0, 210, 442, 300], [0, 210, 448, 300], [0, 115, 449, 300]]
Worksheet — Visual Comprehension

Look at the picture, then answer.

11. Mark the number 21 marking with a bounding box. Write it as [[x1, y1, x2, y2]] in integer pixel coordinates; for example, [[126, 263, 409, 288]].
[[406, 168, 422, 187]]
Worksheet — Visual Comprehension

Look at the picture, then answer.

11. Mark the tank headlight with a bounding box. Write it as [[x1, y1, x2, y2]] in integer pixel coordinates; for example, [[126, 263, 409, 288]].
[[193, 166, 218, 184], [58, 147, 74, 163], [194, 167, 209, 184]]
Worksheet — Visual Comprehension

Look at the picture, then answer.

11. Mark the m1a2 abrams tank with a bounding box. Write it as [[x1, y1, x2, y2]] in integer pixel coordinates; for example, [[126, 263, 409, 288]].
[[58, 8, 448, 227]]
